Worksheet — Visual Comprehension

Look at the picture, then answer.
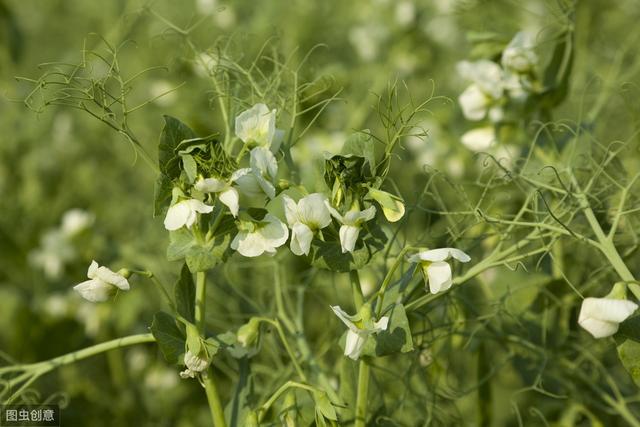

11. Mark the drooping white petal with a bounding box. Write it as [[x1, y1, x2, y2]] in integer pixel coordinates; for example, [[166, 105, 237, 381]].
[[95, 265, 130, 291], [339, 225, 361, 253], [219, 187, 240, 217], [578, 297, 638, 338], [231, 230, 266, 257], [344, 330, 368, 360], [186, 199, 215, 214], [330, 305, 360, 333], [461, 127, 495, 151], [73, 279, 115, 302], [408, 248, 471, 263], [259, 214, 289, 250], [164, 201, 192, 231], [250, 147, 278, 181], [297, 193, 332, 229], [235, 103, 276, 147], [426, 261, 453, 293], [373, 316, 389, 332], [283, 196, 299, 226], [87, 260, 99, 279], [459, 84, 489, 121], [194, 177, 227, 193], [231, 214, 288, 257], [61, 209, 94, 236], [343, 205, 376, 226], [290, 222, 314, 256]]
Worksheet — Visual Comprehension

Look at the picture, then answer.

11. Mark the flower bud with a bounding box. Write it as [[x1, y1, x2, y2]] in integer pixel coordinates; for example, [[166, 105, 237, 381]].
[[237, 317, 261, 348]]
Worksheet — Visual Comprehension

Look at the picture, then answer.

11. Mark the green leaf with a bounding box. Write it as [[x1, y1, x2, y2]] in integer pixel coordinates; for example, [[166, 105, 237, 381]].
[[617, 339, 640, 388], [158, 115, 196, 178], [618, 315, 640, 343], [181, 154, 198, 184], [153, 173, 174, 217], [166, 225, 234, 273], [150, 311, 185, 364], [174, 263, 195, 323], [341, 131, 377, 177], [359, 303, 414, 357], [313, 391, 337, 421], [308, 222, 387, 272]]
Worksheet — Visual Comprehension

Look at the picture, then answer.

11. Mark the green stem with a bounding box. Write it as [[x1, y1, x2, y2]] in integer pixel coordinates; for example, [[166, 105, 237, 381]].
[[354, 360, 370, 427], [195, 271, 207, 334], [204, 368, 228, 427], [195, 271, 228, 427], [351, 270, 369, 427], [350, 270, 364, 309]]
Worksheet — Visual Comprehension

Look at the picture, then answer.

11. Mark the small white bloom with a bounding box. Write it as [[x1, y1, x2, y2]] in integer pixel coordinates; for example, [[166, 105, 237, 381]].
[[235, 104, 277, 148], [231, 214, 289, 257], [195, 176, 241, 217], [73, 260, 130, 303], [29, 229, 75, 279], [179, 350, 211, 379], [501, 32, 537, 74], [163, 199, 214, 231], [60, 209, 94, 237], [461, 126, 496, 151], [234, 147, 279, 201], [331, 305, 389, 360], [408, 248, 471, 294], [578, 297, 638, 338], [283, 193, 332, 256], [457, 60, 505, 122], [326, 203, 376, 253]]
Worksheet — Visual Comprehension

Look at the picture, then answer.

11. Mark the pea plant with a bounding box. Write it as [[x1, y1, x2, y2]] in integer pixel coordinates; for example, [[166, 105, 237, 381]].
[[4, 4, 640, 426]]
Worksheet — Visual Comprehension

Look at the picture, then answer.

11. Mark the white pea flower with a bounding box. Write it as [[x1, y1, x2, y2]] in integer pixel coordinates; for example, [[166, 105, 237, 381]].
[[231, 214, 289, 257], [29, 229, 75, 279], [60, 209, 94, 237], [283, 194, 332, 256], [179, 350, 211, 379], [457, 60, 505, 122], [501, 32, 537, 74], [331, 305, 389, 360], [163, 199, 214, 231], [234, 147, 279, 201], [73, 260, 130, 303], [235, 104, 278, 149], [326, 203, 376, 253], [578, 297, 638, 338], [461, 126, 496, 151], [194, 174, 244, 217], [408, 248, 471, 294]]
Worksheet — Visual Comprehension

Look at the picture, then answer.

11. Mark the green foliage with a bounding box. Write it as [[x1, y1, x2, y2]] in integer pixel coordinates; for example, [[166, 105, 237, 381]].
[[150, 311, 185, 365]]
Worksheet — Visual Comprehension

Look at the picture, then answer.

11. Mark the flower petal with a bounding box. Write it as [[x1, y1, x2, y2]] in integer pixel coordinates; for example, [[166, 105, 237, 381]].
[[410, 248, 470, 263], [426, 261, 452, 293], [95, 266, 130, 291], [164, 201, 192, 231], [330, 305, 360, 332], [373, 316, 389, 332], [461, 127, 495, 151], [194, 177, 227, 193], [344, 330, 367, 360], [339, 225, 360, 253], [219, 187, 240, 217], [458, 84, 489, 121], [298, 193, 331, 228], [73, 279, 115, 302], [290, 222, 313, 256], [87, 260, 99, 279]]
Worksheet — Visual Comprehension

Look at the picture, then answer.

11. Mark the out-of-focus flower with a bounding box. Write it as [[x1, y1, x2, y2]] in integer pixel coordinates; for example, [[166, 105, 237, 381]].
[[163, 199, 213, 231], [149, 80, 178, 107], [326, 203, 376, 253], [29, 230, 75, 279], [501, 32, 537, 74], [283, 193, 332, 256], [457, 60, 505, 122], [408, 248, 471, 293], [461, 126, 496, 151], [395, 1, 416, 26], [349, 25, 387, 62], [578, 297, 638, 338], [73, 260, 130, 302], [331, 304, 389, 360], [231, 214, 289, 257], [61, 209, 94, 237]]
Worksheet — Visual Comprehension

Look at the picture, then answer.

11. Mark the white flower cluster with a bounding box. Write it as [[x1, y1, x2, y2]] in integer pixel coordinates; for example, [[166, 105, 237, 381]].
[[458, 32, 538, 153], [162, 103, 387, 259]]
